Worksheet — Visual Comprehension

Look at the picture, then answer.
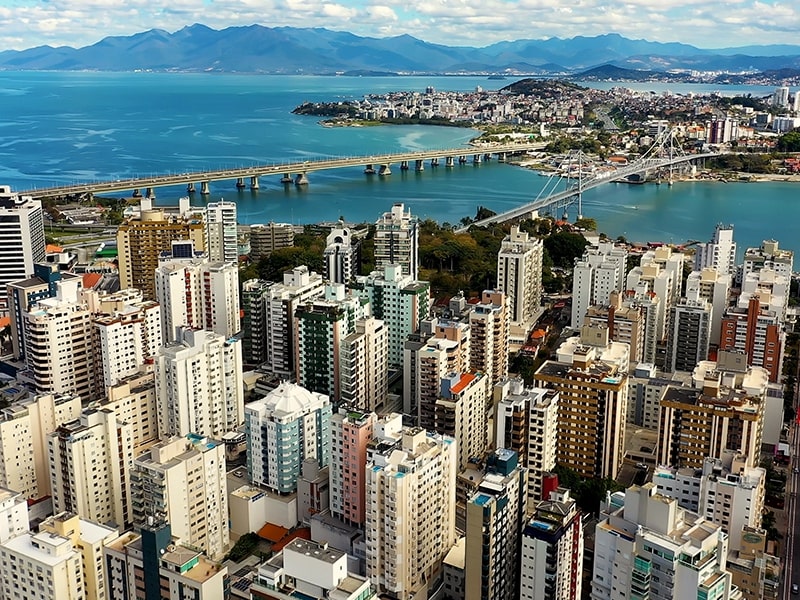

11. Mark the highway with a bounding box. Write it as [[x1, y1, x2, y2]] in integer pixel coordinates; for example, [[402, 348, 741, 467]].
[[16, 141, 546, 200]]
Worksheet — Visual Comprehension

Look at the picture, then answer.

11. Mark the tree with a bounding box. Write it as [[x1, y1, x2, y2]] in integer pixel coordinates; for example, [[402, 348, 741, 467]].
[[543, 231, 590, 269], [574, 217, 597, 231], [776, 130, 800, 152]]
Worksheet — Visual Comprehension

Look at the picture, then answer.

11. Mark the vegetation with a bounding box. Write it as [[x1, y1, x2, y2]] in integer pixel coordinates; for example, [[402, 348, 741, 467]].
[[552, 465, 625, 517], [225, 532, 262, 562], [776, 130, 800, 152], [706, 153, 775, 174]]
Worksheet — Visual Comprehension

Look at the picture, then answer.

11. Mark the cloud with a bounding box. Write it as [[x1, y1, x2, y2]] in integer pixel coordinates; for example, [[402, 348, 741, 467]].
[[0, 0, 798, 50]]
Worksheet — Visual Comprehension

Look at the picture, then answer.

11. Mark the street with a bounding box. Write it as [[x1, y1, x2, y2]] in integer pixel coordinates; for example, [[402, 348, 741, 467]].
[[783, 414, 800, 600]]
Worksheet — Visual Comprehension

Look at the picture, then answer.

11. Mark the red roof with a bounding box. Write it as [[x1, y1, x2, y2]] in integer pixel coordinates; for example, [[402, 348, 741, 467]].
[[272, 527, 311, 552], [82, 273, 102, 289], [257, 523, 289, 543], [46, 244, 63, 253], [450, 373, 476, 395]]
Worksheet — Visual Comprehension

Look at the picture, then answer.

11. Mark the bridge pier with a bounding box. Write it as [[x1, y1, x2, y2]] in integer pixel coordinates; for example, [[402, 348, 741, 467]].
[[400, 160, 409, 171], [415, 159, 425, 172], [145, 187, 156, 199], [498, 152, 507, 162], [280, 174, 293, 184], [200, 181, 210, 195], [473, 154, 482, 164], [484, 153, 492, 161], [295, 172, 309, 186], [132, 188, 141, 198], [430, 158, 439, 167], [459, 156, 468, 164], [236, 177, 246, 189], [379, 164, 391, 176], [250, 176, 259, 190], [187, 183, 195, 194], [445, 156, 455, 168], [364, 164, 376, 175]]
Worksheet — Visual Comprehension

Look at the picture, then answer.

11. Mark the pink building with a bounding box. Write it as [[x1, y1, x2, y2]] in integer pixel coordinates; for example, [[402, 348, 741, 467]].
[[330, 407, 375, 527]]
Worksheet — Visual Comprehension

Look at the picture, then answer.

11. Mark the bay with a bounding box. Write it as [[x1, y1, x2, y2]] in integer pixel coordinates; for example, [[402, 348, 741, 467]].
[[0, 71, 794, 257]]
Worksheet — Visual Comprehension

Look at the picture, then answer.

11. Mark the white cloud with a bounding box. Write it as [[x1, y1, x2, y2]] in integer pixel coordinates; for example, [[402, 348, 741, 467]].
[[0, 0, 798, 50]]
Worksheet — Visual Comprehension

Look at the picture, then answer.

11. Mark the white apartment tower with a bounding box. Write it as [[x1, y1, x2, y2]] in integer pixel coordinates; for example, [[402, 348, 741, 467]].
[[0, 530, 84, 600], [205, 199, 238, 263], [468, 290, 510, 387], [685, 267, 730, 346], [497, 225, 543, 325], [626, 246, 685, 343], [740, 239, 793, 284], [571, 241, 627, 327], [0, 186, 46, 315], [132, 434, 229, 560], [695, 223, 736, 278], [97, 370, 160, 453], [155, 327, 244, 440], [366, 422, 457, 600], [48, 408, 134, 530], [245, 382, 332, 494], [0, 487, 29, 544], [374, 203, 419, 281], [324, 222, 361, 284], [0, 392, 81, 500], [435, 372, 488, 470], [339, 316, 389, 413], [22, 277, 96, 401]]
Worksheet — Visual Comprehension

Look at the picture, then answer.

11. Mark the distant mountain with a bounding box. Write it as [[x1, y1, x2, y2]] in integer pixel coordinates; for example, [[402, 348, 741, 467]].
[[0, 24, 799, 76]]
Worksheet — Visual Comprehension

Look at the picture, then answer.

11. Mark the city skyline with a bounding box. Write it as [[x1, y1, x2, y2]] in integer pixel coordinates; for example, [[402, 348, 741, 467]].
[[0, 0, 799, 53]]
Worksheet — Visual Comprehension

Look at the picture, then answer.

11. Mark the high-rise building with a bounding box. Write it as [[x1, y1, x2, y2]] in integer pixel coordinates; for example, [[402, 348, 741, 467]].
[[592, 484, 739, 600], [330, 406, 374, 527], [664, 297, 712, 373], [205, 199, 238, 263], [0, 487, 28, 545], [48, 408, 134, 529], [694, 223, 736, 278], [739, 268, 789, 322], [739, 239, 793, 285], [465, 449, 528, 600], [654, 451, 765, 550], [411, 335, 465, 431], [625, 363, 691, 430], [0, 392, 81, 500], [249, 222, 295, 260], [155, 253, 240, 342], [0, 186, 46, 315], [658, 370, 764, 469], [264, 266, 326, 377], [685, 267, 730, 346], [365, 422, 457, 600], [21, 277, 96, 401], [520, 488, 583, 600], [374, 203, 419, 281], [323, 222, 361, 284], [435, 372, 488, 470], [245, 382, 332, 494], [772, 85, 790, 108], [494, 379, 559, 509], [39, 511, 119, 600], [584, 291, 645, 362], [726, 526, 781, 600], [496, 225, 543, 325], [720, 295, 784, 382], [339, 316, 389, 413], [240, 278, 273, 366], [155, 327, 244, 440], [354, 264, 430, 369], [104, 520, 228, 600], [534, 324, 629, 480], [0, 529, 84, 600], [116, 201, 205, 301], [7, 263, 81, 360], [626, 246, 685, 344], [98, 370, 159, 453], [294, 284, 369, 400], [571, 241, 627, 327], [468, 290, 510, 388], [132, 434, 229, 560]]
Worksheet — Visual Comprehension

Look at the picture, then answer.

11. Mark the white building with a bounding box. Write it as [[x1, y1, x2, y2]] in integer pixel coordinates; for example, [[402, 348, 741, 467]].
[[48, 408, 134, 530], [366, 422, 457, 600], [592, 484, 738, 600], [245, 382, 332, 494], [653, 451, 765, 549], [739, 268, 789, 323], [0, 487, 29, 544], [155, 327, 244, 440], [205, 199, 238, 263], [0, 530, 84, 600], [323, 222, 361, 285], [339, 316, 389, 413], [695, 223, 736, 279], [132, 434, 229, 560], [468, 290, 510, 387], [685, 267, 729, 347], [435, 372, 488, 471], [95, 370, 159, 453], [374, 203, 419, 281], [571, 241, 627, 327], [497, 225, 543, 325], [0, 186, 46, 315], [520, 488, 583, 600], [626, 246, 685, 343], [0, 392, 81, 500], [740, 239, 793, 285]]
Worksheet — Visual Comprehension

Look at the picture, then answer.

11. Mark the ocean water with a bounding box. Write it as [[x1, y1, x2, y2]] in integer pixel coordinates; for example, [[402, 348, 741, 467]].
[[0, 71, 793, 255]]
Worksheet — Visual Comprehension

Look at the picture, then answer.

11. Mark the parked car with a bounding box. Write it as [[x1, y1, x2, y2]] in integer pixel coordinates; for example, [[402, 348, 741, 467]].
[[791, 582, 799, 595]]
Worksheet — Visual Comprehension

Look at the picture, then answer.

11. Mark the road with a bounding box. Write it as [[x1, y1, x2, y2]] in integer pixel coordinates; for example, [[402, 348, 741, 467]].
[[784, 413, 800, 600]]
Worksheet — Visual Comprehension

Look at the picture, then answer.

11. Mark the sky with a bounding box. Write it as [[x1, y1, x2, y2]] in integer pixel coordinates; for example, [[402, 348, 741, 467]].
[[0, 0, 799, 52]]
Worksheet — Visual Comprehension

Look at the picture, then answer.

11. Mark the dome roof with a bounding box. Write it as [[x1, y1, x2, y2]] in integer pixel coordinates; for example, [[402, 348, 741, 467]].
[[266, 382, 322, 415]]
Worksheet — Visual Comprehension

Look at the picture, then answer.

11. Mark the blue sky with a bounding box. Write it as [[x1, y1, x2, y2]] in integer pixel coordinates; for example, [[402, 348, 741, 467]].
[[0, 0, 798, 51]]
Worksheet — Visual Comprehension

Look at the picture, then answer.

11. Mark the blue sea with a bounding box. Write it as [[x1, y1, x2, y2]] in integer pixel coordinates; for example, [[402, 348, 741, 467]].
[[0, 71, 794, 255]]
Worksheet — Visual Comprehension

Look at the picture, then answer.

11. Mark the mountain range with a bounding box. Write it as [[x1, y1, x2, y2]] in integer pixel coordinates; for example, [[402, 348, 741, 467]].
[[1, 24, 799, 75]]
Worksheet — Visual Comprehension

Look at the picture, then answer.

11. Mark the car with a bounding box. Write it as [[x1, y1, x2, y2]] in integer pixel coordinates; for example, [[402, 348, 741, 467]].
[[795, 467, 800, 474], [792, 582, 799, 595], [635, 462, 648, 470]]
